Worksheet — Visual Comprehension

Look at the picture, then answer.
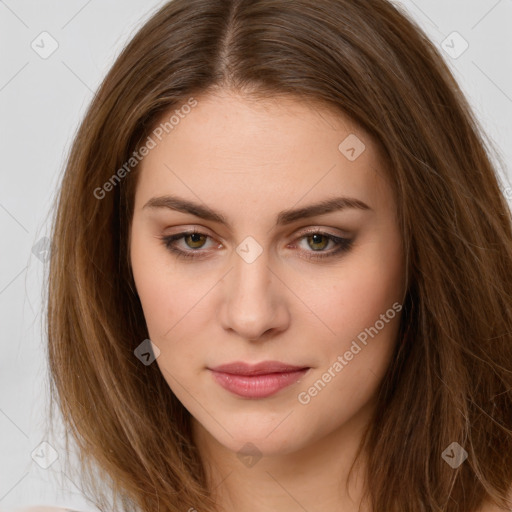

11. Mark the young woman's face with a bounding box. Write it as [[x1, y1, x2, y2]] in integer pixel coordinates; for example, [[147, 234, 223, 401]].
[[130, 90, 406, 457]]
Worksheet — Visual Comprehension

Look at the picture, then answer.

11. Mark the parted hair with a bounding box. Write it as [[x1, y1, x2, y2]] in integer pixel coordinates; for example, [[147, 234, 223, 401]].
[[45, 0, 512, 511]]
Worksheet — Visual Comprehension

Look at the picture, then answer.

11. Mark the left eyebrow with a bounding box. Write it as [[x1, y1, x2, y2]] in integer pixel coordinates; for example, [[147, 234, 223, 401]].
[[142, 194, 372, 229]]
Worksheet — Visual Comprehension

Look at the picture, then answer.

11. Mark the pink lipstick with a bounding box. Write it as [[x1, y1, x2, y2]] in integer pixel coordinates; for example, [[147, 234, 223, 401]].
[[209, 361, 310, 399]]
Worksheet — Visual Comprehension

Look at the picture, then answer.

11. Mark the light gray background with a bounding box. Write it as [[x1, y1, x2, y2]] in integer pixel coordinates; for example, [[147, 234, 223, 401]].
[[1, 1, 511, 510]]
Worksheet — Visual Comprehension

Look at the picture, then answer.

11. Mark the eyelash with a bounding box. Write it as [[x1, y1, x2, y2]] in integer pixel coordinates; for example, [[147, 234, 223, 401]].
[[158, 229, 353, 261]]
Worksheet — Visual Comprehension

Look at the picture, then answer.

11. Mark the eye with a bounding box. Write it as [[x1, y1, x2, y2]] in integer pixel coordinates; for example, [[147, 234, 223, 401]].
[[291, 230, 353, 261], [159, 229, 218, 260], [159, 229, 353, 261]]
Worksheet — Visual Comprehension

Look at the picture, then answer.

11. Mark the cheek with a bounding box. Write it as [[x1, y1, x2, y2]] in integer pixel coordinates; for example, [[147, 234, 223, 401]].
[[130, 228, 190, 340], [294, 256, 403, 439], [294, 232, 404, 345], [130, 228, 219, 374]]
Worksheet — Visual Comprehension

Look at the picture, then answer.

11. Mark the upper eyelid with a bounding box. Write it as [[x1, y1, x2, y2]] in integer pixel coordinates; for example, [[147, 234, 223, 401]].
[[165, 229, 349, 252], [164, 225, 350, 241]]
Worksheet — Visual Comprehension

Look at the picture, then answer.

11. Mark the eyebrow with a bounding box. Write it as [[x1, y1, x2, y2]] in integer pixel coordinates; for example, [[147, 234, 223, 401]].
[[142, 194, 372, 227]]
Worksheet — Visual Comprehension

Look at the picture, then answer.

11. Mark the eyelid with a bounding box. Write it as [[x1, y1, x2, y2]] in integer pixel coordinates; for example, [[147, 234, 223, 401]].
[[162, 225, 350, 242], [294, 226, 351, 239], [159, 225, 353, 245], [159, 226, 354, 262]]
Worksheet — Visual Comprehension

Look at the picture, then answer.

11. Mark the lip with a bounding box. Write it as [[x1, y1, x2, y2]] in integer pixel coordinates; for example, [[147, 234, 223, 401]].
[[208, 361, 310, 399], [209, 360, 308, 376]]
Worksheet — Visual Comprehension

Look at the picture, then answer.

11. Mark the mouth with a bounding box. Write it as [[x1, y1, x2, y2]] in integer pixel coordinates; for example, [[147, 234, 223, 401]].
[[208, 361, 311, 399], [209, 360, 309, 375]]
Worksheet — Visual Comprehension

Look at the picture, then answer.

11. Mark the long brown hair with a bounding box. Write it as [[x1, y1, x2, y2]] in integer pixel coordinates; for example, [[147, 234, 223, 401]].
[[45, 0, 512, 510]]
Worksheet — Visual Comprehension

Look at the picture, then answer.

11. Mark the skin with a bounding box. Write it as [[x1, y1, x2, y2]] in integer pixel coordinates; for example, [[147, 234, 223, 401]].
[[129, 89, 407, 511]]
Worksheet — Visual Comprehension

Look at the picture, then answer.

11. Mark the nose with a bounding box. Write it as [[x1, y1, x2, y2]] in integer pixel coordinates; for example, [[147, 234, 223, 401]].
[[219, 246, 290, 342]]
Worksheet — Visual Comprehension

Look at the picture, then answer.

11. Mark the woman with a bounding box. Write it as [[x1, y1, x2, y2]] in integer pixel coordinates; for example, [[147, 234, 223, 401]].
[[39, 0, 512, 511]]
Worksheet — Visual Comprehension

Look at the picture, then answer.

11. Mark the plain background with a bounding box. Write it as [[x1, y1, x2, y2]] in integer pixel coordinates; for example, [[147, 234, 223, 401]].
[[1, 0, 511, 510]]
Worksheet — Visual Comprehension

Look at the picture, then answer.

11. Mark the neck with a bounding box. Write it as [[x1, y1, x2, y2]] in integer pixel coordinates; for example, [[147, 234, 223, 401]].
[[191, 397, 375, 512]]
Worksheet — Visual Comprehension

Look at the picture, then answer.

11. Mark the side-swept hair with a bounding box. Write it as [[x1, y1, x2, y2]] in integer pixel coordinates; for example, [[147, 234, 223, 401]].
[[45, 1, 512, 511]]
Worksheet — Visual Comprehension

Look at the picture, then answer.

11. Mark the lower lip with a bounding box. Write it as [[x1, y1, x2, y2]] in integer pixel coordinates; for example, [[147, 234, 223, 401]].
[[209, 368, 310, 398]]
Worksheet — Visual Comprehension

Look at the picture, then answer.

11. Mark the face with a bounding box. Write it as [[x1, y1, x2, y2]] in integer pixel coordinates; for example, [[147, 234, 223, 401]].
[[129, 90, 406, 458]]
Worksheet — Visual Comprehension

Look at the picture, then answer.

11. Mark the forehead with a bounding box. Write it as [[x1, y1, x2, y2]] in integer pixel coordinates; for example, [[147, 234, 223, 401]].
[[134, 91, 392, 220]]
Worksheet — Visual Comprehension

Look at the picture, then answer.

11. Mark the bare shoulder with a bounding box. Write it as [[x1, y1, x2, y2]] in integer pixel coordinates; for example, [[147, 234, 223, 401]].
[[477, 504, 503, 512], [13, 507, 82, 512], [477, 490, 512, 512], [478, 503, 511, 512]]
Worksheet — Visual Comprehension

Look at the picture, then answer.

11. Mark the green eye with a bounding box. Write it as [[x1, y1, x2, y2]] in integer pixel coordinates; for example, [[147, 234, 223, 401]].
[[183, 232, 208, 249], [160, 230, 353, 261]]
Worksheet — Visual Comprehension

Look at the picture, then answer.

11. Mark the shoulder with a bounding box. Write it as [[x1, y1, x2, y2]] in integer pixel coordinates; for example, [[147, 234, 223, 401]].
[[477, 504, 499, 512], [13, 508, 82, 512], [477, 489, 512, 512], [478, 504, 510, 512]]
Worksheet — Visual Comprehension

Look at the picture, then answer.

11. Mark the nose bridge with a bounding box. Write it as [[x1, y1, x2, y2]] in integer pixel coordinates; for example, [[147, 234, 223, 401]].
[[220, 236, 286, 339], [232, 238, 272, 306]]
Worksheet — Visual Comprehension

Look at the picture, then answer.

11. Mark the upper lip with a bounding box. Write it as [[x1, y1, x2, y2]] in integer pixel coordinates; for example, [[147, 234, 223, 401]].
[[209, 361, 309, 376]]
